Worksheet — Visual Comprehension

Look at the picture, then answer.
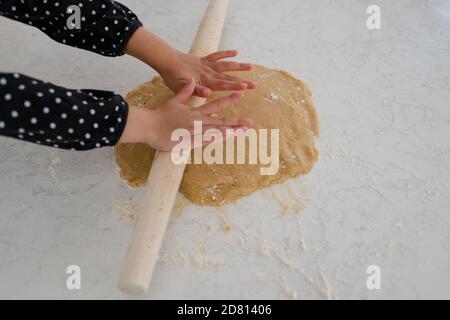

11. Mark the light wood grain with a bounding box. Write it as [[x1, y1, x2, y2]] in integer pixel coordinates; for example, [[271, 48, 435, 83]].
[[118, 0, 230, 294]]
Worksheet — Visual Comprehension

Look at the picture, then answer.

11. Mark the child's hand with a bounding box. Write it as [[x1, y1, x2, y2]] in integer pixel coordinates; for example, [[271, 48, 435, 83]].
[[119, 79, 253, 151], [160, 50, 256, 98], [125, 28, 256, 97]]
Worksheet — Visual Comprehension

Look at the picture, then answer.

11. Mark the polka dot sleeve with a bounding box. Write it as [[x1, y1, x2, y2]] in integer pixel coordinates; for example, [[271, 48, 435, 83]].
[[0, 72, 128, 150], [0, 0, 143, 56]]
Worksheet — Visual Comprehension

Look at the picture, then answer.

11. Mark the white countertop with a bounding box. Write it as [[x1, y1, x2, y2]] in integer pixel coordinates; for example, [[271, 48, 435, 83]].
[[1, 0, 449, 299]]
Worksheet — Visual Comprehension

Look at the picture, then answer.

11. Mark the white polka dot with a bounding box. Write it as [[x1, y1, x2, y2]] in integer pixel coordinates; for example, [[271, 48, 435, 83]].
[[104, 115, 109, 119], [90, 109, 96, 115], [80, 141, 85, 146], [53, 144, 59, 148], [18, 84, 26, 90], [109, 127, 115, 133], [68, 128, 74, 134], [79, 118, 85, 124], [11, 110, 18, 118], [117, 117, 122, 123], [18, 134, 24, 139], [28, 132, 34, 136], [57, 136, 62, 140], [104, 26, 109, 31], [37, 92, 44, 97], [114, 20, 118, 24], [61, 113, 67, 119], [98, 102, 104, 106], [0, 78, 6, 85], [31, 80, 37, 85], [85, 133, 91, 139], [4, 93, 12, 101], [93, 123, 99, 129], [92, 10, 96, 15], [43, 107, 50, 114], [82, 100, 87, 105], [66, 91, 72, 97], [95, 143, 101, 148], [55, 97, 62, 104], [18, 128, 25, 133], [72, 105, 78, 110], [49, 88, 55, 94], [24, 100, 31, 108], [50, 123, 56, 129], [0, 121, 5, 129], [30, 118, 37, 124]]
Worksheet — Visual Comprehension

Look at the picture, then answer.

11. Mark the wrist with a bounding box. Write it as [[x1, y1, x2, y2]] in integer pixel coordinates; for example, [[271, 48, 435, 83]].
[[118, 106, 155, 145], [125, 27, 180, 76], [153, 47, 182, 77]]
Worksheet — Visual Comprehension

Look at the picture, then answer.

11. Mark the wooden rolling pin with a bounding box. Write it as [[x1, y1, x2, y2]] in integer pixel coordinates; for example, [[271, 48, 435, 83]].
[[118, 0, 230, 294]]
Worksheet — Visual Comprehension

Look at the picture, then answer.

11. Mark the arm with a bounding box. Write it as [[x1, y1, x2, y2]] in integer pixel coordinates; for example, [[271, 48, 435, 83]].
[[0, 73, 252, 151], [0, 0, 142, 56], [0, 72, 127, 150]]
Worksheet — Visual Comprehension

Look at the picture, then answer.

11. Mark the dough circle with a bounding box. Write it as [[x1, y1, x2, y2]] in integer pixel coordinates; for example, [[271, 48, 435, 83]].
[[115, 65, 319, 205]]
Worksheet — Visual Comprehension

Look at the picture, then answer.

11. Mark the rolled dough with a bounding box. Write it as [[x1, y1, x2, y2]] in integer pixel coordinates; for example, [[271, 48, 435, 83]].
[[115, 65, 319, 205]]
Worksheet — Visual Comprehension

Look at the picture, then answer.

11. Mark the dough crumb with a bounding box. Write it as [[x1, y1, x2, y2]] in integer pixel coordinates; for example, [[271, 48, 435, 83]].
[[113, 199, 139, 220]]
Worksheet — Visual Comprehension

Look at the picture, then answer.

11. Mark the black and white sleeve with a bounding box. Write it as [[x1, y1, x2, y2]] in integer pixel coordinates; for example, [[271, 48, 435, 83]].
[[0, 72, 128, 150], [0, 0, 143, 56]]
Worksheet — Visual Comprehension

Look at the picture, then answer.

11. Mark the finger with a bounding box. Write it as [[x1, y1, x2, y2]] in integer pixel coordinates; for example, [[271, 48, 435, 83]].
[[212, 61, 252, 73], [244, 80, 257, 89], [217, 74, 257, 89], [174, 78, 195, 103], [217, 73, 241, 82], [194, 84, 211, 98], [203, 116, 253, 128], [206, 50, 238, 62], [209, 79, 248, 91], [196, 91, 243, 115]]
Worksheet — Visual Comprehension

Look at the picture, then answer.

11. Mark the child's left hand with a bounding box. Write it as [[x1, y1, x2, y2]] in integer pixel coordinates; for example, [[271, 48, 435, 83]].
[[160, 50, 257, 98]]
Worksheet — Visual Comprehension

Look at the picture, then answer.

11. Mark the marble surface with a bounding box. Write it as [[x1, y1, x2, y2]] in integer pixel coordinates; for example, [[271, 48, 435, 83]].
[[1, 0, 450, 299]]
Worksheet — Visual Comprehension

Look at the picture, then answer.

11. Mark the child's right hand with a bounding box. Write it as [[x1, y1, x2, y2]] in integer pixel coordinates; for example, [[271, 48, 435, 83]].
[[118, 79, 253, 151]]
